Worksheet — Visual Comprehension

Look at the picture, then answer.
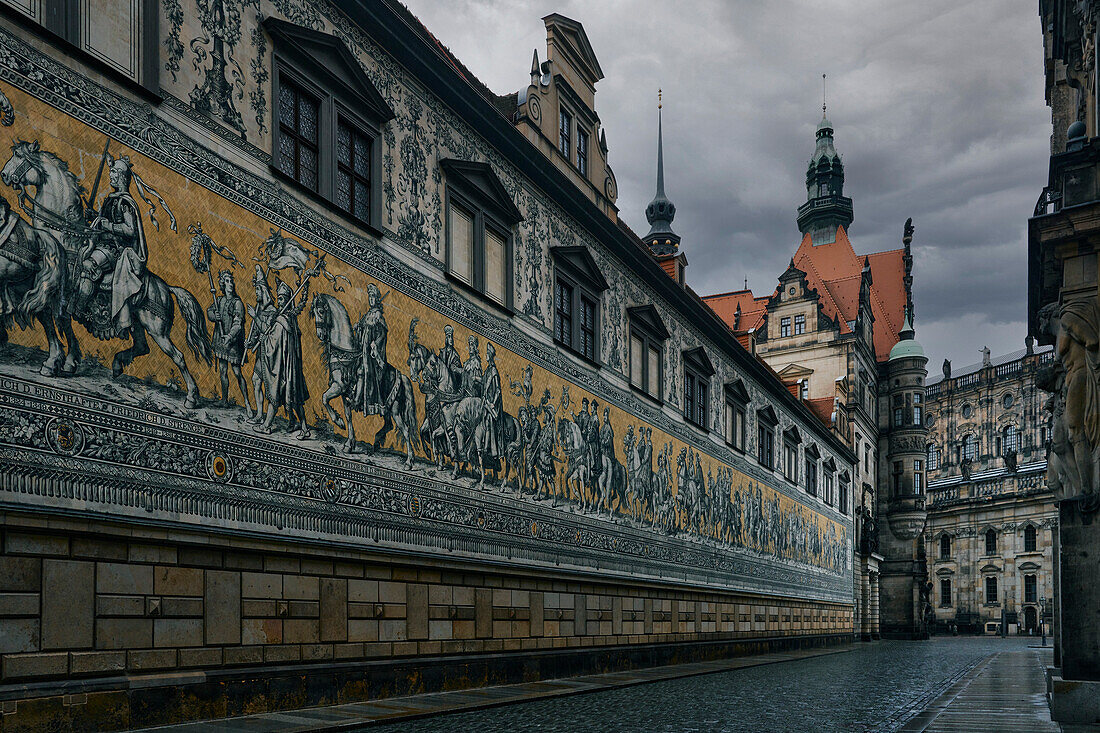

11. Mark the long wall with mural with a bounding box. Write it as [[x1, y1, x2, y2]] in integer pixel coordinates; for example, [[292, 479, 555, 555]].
[[0, 0, 855, 726]]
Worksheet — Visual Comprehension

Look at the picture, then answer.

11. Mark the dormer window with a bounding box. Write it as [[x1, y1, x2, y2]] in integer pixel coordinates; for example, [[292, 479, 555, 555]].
[[441, 159, 524, 310], [725, 380, 749, 452], [682, 347, 714, 431], [628, 305, 669, 402], [266, 19, 394, 231], [551, 247, 608, 364], [757, 407, 778, 469]]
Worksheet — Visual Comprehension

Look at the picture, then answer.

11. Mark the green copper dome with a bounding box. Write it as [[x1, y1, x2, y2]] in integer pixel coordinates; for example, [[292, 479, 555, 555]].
[[889, 311, 924, 361]]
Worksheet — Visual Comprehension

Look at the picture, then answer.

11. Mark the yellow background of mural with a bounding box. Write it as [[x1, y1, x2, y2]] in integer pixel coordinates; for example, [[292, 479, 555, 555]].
[[0, 86, 846, 572]]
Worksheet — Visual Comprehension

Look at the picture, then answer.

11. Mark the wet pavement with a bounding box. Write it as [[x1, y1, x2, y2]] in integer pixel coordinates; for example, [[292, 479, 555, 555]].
[[133, 637, 1083, 733], [376, 637, 1045, 733]]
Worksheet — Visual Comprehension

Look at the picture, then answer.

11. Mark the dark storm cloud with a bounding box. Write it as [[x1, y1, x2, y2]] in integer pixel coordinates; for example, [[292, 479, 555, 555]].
[[400, 0, 1050, 367]]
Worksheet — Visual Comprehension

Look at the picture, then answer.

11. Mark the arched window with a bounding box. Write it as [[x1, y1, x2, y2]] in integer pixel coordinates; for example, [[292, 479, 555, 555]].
[[1002, 425, 1018, 454], [939, 533, 951, 560], [927, 443, 939, 471], [985, 576, 999, 604], [961, 434, 978, 462], [1024, 524, 1037, 553], [985, 528, 997, 555]]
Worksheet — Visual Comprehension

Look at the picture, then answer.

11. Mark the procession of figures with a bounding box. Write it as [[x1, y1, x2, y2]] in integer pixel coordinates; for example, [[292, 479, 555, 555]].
[[0, 86, 844, 573]]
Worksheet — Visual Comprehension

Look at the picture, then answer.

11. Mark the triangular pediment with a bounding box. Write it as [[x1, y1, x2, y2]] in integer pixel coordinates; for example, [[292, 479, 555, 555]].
[[725, 379, 749, 403], [682, 346, 715, 377], [783, 425, 802, 444], [778, 363, 814, 379], [627, 304, 669, 340], [550, 246, 608, 292], [757, 405, 778, 425], [264, 18, 395, 124], [779, 259, 808, 284], [440, 159, 524, 225]]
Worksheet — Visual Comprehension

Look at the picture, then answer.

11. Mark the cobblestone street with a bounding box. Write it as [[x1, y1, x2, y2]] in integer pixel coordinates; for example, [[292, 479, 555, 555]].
[[377, 637, 1052, 733]]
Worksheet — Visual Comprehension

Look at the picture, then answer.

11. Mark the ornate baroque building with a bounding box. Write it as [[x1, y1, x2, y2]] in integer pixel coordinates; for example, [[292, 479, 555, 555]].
[[704, 115, 930, 639], [924, 345, 1056, 634], [1032, 0, 1100, 723], [0, 3, 859, 728]]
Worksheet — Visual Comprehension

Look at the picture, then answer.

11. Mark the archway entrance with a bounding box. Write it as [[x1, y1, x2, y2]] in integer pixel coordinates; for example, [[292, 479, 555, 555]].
[[1024, 606, 1038, 632]]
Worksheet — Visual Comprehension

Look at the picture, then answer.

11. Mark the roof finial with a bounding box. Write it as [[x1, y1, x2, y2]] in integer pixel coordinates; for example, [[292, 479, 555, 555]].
[[658, 87, 662, 110], [822, 73, 827, 118], [744, 276, 748, 290]]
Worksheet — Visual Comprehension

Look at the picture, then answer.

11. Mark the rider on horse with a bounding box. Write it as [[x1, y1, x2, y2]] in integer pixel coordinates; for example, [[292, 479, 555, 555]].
[[73, 156, 147, 332]]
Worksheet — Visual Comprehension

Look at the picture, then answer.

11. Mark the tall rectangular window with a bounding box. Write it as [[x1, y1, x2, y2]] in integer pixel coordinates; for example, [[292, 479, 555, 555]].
[[684, 370, 709, 429], [577, 128, 589, 176], [559, 109, 572, 159], [1024, 524, 1038, 552], [914, 459, 924, 494], [449, 204, 475, 286], [794, 314, 806, 335], [580, 297, 596, 361], [940, 578, 952, 607], [630, 334, 644, 388], [805, 458, 817, 496], [726, 400, 746, 451], [336, 121, 372, 222], [780, 317, 791, 337], [913, 394, 922, 426], [940, 533, 951, 559], [278, 80, 320, 191], [985, 576, 998, 604], [839, 476, 849, 514], [1025, 574, 1037, 604], [758, 420, 775, 468], [555, 281, 573, 349], [484, 228, 507, 305]]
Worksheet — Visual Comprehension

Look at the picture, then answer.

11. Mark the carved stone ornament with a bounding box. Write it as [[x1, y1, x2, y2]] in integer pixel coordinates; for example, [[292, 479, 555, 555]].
[[1038, 301, 1100, 513]]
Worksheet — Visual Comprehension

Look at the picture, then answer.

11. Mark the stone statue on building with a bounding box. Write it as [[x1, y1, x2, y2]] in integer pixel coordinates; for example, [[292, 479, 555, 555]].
[[942, 358, 951, 379], [1004, 449, 1018, 473], [960, 457, 973, 482], [980, 345, 992, 368], [1039, 301, 1100, 504]]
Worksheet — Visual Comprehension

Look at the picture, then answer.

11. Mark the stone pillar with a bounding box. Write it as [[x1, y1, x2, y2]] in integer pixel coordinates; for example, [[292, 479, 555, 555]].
[[869, 572, 880, 639], [1051, 498, 1100, 723], [1054, 527, 1062, 669], [860, 565, 871, 640]]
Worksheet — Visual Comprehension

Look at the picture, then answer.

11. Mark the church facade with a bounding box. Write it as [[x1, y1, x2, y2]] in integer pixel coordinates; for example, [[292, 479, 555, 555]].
[[923, 345, 1056, 635], [704, 115, 930, 639], [0, 3, 857, 728]]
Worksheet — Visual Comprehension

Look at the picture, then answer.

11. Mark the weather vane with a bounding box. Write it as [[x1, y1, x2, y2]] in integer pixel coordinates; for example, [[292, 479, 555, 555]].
[[822, 73, 827, 117], [658, 88, 662, 110]]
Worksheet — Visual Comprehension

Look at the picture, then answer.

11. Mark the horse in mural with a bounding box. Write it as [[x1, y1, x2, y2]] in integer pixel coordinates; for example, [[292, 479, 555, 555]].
[[557, 417, 592, 510], [311, 293, 418, 468], [1, 140, 212, 407], [407, 317, 461, 469], [0, 140, 84, 376]]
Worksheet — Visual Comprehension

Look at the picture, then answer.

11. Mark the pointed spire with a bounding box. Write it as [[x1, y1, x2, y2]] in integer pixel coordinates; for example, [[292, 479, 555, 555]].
[[898, 307, 914, 341], [645, 88, 680, 256], [797, 80, 852, 237], [822, 73, 827, 119]]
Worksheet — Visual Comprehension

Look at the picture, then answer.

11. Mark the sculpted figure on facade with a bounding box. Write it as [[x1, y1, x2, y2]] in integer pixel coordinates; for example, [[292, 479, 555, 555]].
[[1039, 301, 1100, 504]]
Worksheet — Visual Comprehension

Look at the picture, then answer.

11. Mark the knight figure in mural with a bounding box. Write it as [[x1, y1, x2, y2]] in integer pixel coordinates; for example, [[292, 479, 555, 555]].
[[355, 283, 388, 415], [256, 279, 310, 438], [598, 405, 615, 515], [207, 269, 253, 416]]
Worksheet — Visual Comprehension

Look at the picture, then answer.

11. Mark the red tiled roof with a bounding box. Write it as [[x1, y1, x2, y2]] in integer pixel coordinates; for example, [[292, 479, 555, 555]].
[[805, 397, 836, 427], [702, 289, 770, 334], [791, 226, 906, 362]]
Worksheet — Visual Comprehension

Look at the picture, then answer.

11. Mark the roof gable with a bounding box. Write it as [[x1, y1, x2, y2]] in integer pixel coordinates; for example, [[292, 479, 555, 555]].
[[542, 14, 605, 84], [440, 159, 524, 225], [264, 18, 395, 124]]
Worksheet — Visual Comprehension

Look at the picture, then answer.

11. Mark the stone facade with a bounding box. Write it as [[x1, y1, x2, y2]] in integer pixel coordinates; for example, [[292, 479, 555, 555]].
[[703, 126, 928, 639], [1032, 0, 1100, 723], [924, 346, 1056, 634], [0, 2, 856, 728]]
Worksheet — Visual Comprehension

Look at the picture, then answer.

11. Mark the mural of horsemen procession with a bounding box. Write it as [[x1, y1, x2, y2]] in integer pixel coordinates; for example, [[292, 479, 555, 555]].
[[0, 83, 846, 576]]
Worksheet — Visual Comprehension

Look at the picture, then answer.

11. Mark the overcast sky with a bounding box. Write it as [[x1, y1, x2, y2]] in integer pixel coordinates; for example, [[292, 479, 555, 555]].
[[401, 0, 1051, 375]]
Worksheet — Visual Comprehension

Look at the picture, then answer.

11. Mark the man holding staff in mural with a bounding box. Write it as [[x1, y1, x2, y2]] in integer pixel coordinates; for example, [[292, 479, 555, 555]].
[[598, 405, 614, 514], [207, 269, 252, 416], [246, 266, 275, 424], [257, 280, 310, 439], [463, 335, 483, 399]]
